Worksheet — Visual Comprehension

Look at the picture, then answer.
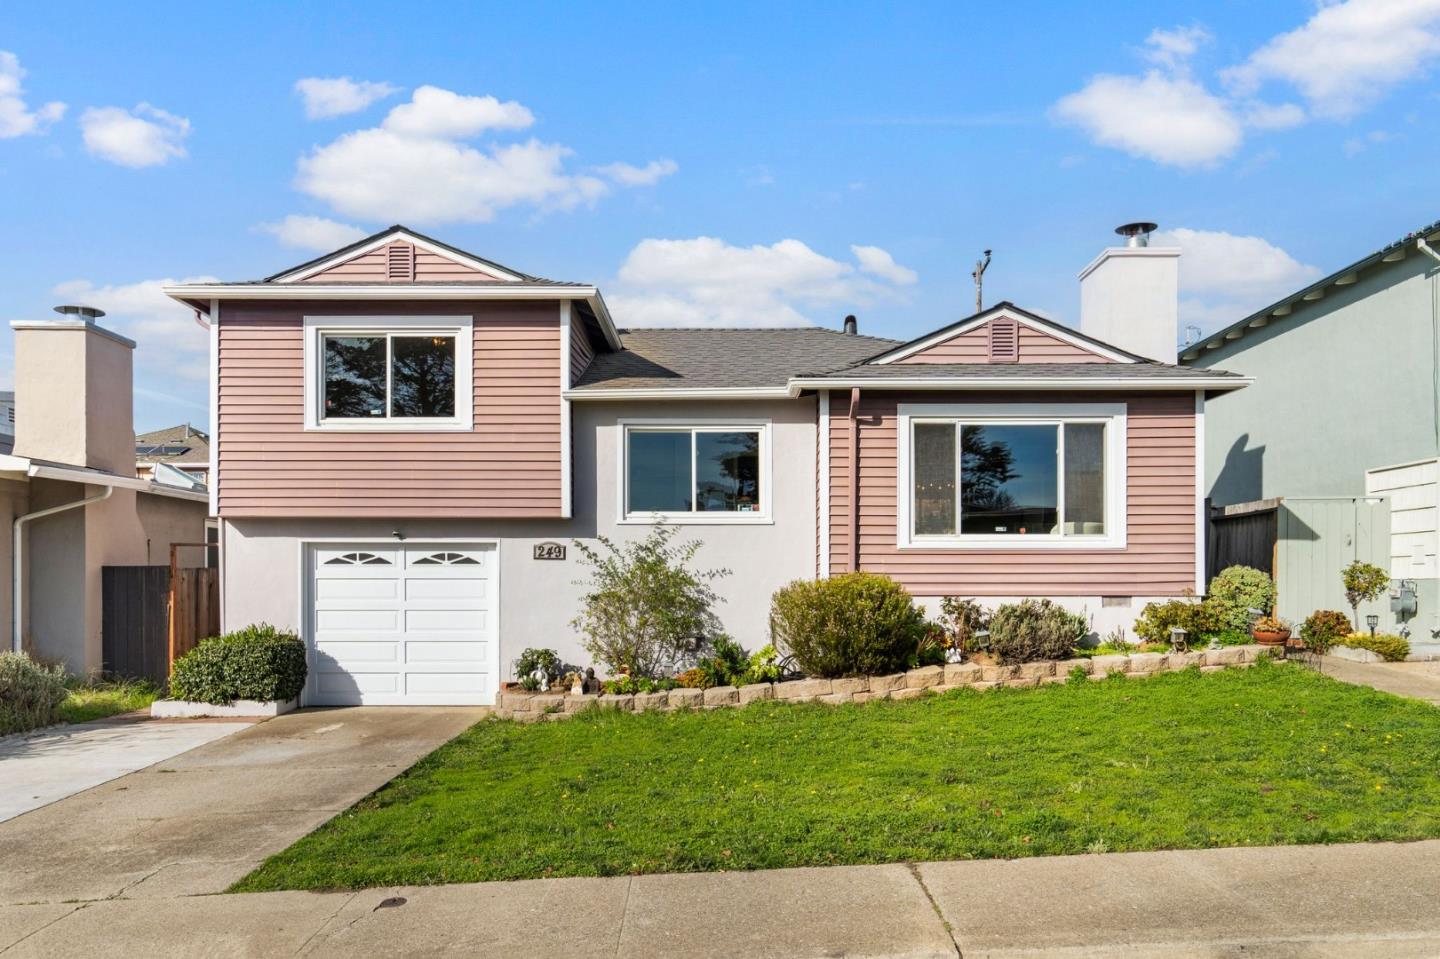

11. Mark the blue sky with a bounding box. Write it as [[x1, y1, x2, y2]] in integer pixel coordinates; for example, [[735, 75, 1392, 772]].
[[4, 0, 1439, 430]]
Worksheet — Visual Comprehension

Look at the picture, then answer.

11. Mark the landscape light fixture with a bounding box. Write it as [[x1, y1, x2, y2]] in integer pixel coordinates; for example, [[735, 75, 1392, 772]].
[[1366, 614, 1379, 636]]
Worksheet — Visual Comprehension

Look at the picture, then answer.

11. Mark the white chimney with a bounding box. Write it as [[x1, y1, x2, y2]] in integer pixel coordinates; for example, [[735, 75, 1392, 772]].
[[1078, 222, 1180, 363]]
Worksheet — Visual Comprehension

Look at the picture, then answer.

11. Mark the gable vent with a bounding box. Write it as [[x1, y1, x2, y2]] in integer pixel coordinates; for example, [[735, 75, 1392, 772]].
[[386, 243, 415, 282], [988, 316, 1019, 363]]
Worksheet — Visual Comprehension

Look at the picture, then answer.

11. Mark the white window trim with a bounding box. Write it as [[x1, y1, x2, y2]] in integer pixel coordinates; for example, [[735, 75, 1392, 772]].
[[896, 402, 1127, 550], [616, 418, 773, 525], [303, 315, 473, 431]]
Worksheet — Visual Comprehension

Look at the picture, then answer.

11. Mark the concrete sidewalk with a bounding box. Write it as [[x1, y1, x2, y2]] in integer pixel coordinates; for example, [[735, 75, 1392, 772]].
[[3, 840, 1439, 957], [1322, 656, 1440, 705]]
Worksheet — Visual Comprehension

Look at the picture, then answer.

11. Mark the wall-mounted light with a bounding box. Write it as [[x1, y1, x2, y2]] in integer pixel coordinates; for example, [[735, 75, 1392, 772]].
[[392, 530, 406, 541]]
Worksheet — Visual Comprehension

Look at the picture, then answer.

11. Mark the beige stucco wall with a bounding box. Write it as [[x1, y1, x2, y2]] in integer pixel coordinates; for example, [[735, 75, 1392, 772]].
[[13, 322, 136, 474], [221, 398, 819, 675]]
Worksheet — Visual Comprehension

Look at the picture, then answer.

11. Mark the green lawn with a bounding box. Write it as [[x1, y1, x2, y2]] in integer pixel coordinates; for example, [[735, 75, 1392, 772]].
[[234, 662, 1440, 893], [59, 677, 159, 724]]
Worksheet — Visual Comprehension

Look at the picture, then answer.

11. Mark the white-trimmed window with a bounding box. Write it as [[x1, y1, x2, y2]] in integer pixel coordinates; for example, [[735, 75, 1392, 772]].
[[303, 316, 473, 430], [619, 421, 772, 524], [896, 403, 1127, 549]]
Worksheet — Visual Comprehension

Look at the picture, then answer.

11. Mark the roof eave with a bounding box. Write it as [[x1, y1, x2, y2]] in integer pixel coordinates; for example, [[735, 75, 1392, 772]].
[[784, 375, 1251, 396]]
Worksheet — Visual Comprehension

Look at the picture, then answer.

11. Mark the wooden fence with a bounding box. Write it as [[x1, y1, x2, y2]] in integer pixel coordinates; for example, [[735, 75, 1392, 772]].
[[101, 565, 219, 684]]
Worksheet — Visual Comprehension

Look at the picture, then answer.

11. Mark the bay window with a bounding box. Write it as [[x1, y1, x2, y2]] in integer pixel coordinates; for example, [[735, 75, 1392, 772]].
[[899, 403, 1126, 548], [621, 422, 770, 522]]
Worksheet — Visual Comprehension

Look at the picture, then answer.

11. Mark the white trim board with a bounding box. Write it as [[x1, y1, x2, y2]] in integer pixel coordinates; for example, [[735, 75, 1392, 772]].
[[787, 376, 1248, 394], [301, 315, 474, 432], [894, 401, 1128, 551], [559, 300, 573, 519], [1194, 390, 1206, 595], [870, 306, 1138, 365], [818, 389, 830, 578]]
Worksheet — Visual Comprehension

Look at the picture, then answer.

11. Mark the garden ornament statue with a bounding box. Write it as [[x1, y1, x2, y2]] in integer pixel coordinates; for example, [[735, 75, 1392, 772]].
[[531, 668, 550, 692], [1169, 626, 1189, 653]]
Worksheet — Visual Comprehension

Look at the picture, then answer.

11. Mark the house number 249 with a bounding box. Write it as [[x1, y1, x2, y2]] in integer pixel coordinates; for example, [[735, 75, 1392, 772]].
[[533, 542, 566, 561]]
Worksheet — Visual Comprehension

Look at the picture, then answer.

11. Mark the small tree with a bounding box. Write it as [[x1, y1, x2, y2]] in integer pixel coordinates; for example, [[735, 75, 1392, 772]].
[[571, 526, 728, 678], [1342, 560, 1390, 631]]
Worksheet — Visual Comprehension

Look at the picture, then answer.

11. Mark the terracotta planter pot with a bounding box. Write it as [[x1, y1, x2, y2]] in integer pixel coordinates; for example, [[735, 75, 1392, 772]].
[[1252, 629, 1290, 646]]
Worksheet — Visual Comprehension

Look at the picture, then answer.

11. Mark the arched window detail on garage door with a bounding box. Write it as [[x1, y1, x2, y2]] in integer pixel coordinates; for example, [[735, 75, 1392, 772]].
[[413, 551, 480, 566], [324, 551, 392, 566]]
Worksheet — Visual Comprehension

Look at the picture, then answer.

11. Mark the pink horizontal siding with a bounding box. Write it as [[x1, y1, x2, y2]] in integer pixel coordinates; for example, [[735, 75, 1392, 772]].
[[898, 320, 1115, 363], [570, 318, 595, 384], [827, 390, 1196, 595], [216, 299, 563, 518], [301, 242, 491, 283]]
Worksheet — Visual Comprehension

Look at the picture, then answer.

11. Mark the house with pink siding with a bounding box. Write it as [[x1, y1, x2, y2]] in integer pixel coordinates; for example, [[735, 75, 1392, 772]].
[[165, 224, 1246, 707]]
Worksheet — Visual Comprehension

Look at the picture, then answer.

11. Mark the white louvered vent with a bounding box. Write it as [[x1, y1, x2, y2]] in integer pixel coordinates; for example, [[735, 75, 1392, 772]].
[[387, 243, 415, 281], [988, 316, 1019, 363]]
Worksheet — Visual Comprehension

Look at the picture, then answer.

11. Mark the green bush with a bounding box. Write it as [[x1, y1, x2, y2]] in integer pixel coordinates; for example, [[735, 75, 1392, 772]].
[[937, 597, 989, 653], [0, 652, 68, 735], [571, 527, 727, 678], [696, 635, 750, 688], [988, 600, 1090, 664], [1342, 561, 1390, 630], [169, 624, 307, 705], [1134, 598, 1219, 645], [1206, 566, 1276, 633], [1337, 632, 1410, 662], [1299, 610, 1352, 655], [770, 572, 928, 678]]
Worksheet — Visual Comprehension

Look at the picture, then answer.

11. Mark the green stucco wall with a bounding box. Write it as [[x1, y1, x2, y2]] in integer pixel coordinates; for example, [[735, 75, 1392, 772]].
[[1193, 253, 1440, 506]]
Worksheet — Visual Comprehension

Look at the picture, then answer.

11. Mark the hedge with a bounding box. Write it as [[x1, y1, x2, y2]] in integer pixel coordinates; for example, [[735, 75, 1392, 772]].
[[169, 624, 307, 705]]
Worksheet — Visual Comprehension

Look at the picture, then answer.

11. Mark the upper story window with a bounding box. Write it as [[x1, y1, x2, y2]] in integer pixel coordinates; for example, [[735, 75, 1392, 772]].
[[897, 403, 1127, 550], [619, 421, 771, 524], [303, 316, 473, 431]]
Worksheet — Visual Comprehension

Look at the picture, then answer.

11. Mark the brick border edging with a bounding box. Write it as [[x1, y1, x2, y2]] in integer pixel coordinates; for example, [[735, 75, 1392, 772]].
[[495, 645, 1281, 723]]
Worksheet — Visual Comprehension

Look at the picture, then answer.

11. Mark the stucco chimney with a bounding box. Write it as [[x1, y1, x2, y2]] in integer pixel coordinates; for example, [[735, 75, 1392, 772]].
[[1078, 223, 1180, 362], [10, 306, 137, 474]]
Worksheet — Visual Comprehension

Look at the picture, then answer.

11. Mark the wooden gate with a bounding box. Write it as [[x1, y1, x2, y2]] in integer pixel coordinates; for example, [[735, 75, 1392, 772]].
[[101, 565, 219, 684]]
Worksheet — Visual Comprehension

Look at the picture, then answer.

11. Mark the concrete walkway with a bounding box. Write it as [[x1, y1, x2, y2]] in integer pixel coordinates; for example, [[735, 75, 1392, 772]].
[[0, 706, 487, 906], [0, 716, 248, 822], [1322, 656, 1440, 705], [2, 840, 1439, 957]]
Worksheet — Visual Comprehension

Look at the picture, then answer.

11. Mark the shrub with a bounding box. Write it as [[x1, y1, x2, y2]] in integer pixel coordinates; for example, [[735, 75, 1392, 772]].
[[601, 675, 678, 695], [770, 572, 928, 678], [0, 652, 68, 735], [1252, 614, 1289, 634], [1206, 566, 1276, 633], [1342, 560, 1390, 631], [571, 527, 727, 678], [675, 667, 707, 689], [696, 635, 750, 688], [1338, 632, 1410, 662], [936, 597, 989, 653], [910, 626, 948, 669], [1299, 610, 1351, 654], [513, 647, 562, 685], [1133, 598, 1219, 645], [169, 624, 307, 705], [987, 600, 1090, 664], [743, 645, 783, 684]]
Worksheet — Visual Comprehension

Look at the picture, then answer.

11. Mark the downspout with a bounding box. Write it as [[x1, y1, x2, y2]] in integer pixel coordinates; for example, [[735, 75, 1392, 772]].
[[1417, 238, 1440, 457], [12, 486, 114, 654], [848, 388, 861, 573]]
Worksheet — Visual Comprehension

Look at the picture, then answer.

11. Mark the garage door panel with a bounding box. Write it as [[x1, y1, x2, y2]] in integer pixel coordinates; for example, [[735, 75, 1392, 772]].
[[307, 542, 498, 706], [315, 608, 400, 631], [315, 577, 400, 601]]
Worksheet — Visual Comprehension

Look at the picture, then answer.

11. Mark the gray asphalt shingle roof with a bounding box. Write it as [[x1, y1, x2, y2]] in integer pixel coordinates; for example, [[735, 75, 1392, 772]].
[[570, 327, 901, 390]]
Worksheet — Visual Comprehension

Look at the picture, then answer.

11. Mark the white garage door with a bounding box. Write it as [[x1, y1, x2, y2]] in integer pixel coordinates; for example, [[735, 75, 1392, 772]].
[[306, 543, 499, 706]]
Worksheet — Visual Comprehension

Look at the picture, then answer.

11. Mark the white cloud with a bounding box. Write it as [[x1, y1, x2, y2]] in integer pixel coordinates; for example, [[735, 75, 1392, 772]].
[[0, 51, 64, 138], [79, 104, 189, 167], [1053, 70, 1242, 168], [294, 76, 399, 119], [1223, 0, 1440, 118], [52, 275, 219, 381], [294, 86, 665, 224], [1154, 227, 1323, 334], [1343, 129, 1397, 156], [609, 237, 916, 328], [1239, 100, 1306, 130], [850, 244, 918, 285], [597, 158, 678, 186], [1141, 25, 1213, 70], [256, 214, 368, 250]]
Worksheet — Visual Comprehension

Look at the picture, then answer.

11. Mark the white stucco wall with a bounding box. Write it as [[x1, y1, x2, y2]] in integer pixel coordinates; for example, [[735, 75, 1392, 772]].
[[221, 398, 818, 676]]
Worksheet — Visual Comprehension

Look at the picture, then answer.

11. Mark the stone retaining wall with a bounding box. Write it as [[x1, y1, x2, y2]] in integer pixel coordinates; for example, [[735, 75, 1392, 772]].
[[495, 645, 1281, 722]]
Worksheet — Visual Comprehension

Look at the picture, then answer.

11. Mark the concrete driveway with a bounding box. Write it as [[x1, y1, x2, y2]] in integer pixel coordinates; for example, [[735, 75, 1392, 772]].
[[0, 707, 486, 905]]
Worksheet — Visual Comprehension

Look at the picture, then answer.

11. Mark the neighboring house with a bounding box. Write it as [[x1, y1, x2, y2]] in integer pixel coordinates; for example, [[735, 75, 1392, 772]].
[[166, 224, 1243, 707], [135, 424, 211, 487], [0, 391, 15, 455], [1, 309, 211, 673], [1181, 219, 1440, 636]]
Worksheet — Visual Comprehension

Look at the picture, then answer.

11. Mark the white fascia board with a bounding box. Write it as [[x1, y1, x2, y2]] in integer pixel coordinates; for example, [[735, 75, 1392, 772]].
[[564, 387, 793, 401], [786, 376, 1251, 395], [585, 291, 623, 351], [25, 463, 209, 502], [162, 283, 597, 303], [870, 306, 1138, 365], [267, 229, 526, 283]]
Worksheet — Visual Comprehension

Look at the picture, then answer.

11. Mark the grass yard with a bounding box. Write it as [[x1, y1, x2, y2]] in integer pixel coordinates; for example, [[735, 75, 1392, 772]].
[[59, 677, 159, 724], [234, 662, 1440, 892]]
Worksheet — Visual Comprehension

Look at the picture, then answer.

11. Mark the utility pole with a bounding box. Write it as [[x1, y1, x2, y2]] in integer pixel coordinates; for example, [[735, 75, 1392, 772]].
[[972, 249, 992, 314]]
